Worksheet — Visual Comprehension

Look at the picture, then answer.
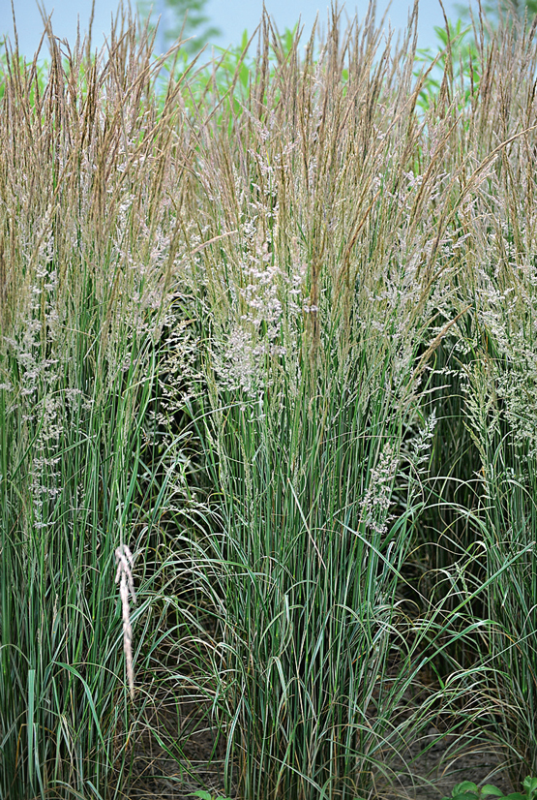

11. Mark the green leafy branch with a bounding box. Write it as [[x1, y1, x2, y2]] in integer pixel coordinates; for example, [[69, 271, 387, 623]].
[[443, 777, 537, 800]]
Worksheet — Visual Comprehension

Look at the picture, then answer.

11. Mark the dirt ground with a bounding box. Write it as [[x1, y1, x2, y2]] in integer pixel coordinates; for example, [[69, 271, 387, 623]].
[[128, 707, 514, 800], [382, 726, 511, 800]]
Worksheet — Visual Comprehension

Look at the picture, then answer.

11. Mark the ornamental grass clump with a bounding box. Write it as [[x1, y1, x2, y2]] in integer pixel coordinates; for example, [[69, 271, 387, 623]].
[[176, 6, 522, 799], [178, 6, 537, 798], [0, 10, 202, 799], [3, 2, 537, 799], [411, 10, 537, 782]]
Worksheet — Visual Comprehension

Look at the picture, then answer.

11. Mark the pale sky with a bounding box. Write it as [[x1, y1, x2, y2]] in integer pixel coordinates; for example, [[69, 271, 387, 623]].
[[1, 0, 465, 60]]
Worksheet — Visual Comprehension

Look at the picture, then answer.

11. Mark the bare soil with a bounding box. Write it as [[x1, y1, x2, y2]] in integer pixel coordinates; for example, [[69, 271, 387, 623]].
[[382, 727, 511, 800], [128, 706, 513, 800]]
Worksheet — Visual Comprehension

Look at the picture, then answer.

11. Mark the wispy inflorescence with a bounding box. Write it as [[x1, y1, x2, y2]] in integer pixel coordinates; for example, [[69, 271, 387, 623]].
[[115, 545, 137, 701]]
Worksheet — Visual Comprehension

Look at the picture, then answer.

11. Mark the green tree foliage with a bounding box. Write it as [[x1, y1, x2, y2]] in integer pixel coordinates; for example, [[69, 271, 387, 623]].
[[488, 0, 537, 18], [138, 0, 221, 55], [456, 0, 537, 25]]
